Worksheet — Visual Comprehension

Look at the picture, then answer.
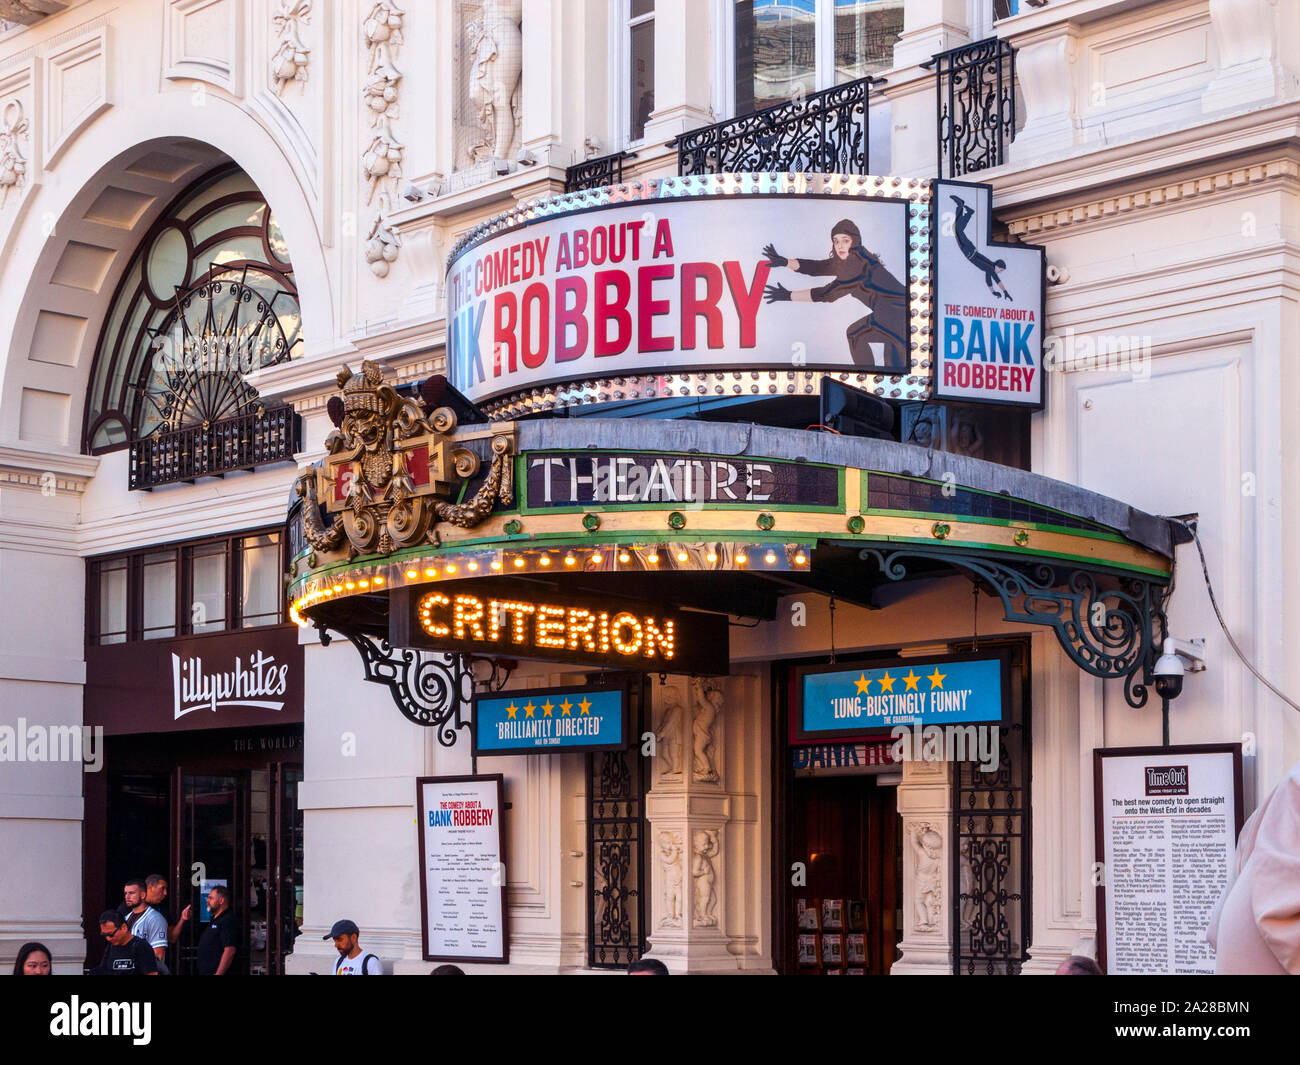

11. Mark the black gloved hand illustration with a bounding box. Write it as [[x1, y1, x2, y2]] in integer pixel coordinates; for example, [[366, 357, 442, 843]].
[[763, 282, 792, 303], [762, 243, 788, 268]]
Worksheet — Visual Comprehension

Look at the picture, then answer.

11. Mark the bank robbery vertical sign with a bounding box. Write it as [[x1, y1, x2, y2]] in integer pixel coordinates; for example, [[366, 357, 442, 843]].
[[446, 194, 912, 405], [933, 180, 1046, 410]]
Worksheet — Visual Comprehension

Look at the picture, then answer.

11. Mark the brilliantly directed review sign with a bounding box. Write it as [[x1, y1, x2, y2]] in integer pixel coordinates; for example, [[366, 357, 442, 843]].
[[798, 654, 1005, 738], [1094, 745, 1243, 975], [417, 775, 508, 963], [474, 684, 627, 756]]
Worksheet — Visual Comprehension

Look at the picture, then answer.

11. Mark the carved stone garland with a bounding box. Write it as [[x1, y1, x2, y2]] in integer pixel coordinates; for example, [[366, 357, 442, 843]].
[[362, 0, 405, 276], [0, 99, 28, 205], [271, 0, 312, 96]]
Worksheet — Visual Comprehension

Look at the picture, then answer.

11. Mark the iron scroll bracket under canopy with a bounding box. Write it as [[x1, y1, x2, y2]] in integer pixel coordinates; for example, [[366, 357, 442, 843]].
[[858, 547, 1170, 708], [314, 619, 472, 743]]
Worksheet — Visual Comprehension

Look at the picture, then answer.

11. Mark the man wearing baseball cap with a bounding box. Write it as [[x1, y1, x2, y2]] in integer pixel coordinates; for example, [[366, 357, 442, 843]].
[[325, 919, 383, 975]]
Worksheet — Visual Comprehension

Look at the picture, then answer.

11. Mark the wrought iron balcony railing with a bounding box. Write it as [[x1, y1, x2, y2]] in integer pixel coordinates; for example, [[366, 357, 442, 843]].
[[925, 37, 1017, 178], [565, 150, 637, 193], [672, 75, 875, 177], [128, 403, 301, 491]]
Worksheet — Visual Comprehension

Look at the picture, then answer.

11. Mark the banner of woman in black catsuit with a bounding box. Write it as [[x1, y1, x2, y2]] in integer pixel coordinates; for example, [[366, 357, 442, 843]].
[[761, 218, 909, 374]]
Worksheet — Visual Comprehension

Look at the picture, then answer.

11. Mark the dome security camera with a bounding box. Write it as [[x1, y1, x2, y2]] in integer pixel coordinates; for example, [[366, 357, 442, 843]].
[[1152, 649, 1184, 700]]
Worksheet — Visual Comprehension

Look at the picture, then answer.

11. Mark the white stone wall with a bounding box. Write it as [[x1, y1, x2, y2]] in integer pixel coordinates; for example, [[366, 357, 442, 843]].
[[1, 0, 1298, 973]]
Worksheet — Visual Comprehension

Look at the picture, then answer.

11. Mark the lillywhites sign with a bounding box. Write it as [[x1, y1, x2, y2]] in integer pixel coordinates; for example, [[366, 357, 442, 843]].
[[801, 657, 1004, 735], [526, 451, 840, 508], [85, 627, 304, 736], [474, 685, 626, 756], [447, 193, 911, 404], [171, 651, 291, 719], [933, 180, 1046, 409]]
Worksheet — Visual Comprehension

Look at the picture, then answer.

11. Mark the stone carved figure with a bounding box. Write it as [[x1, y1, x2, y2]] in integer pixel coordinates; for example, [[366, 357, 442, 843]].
[[270, 0, 312, 95], [364, 194, 401, 278], [0, 100, 28, 205], [464, 0, 522, 164], [653, 687, 683, 779], [692, 678, 723, 784], [911, 822, 943, 932], [691, 830, 719, 928], [958, 838, 977, 932], [658, 831, 684, 928]]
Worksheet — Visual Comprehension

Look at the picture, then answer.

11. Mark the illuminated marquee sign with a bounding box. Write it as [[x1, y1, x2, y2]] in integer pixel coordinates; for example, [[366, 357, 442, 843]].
[[447, 191, 912, 405], [390, 585, 729, 674]]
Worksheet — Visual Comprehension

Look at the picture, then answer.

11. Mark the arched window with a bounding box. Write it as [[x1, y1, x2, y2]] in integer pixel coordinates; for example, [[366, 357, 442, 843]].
[[83, 164, 303, 454]]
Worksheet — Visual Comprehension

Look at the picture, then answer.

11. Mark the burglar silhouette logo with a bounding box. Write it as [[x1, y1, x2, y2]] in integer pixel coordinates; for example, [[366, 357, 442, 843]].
[[949, 195, 1012, 300]]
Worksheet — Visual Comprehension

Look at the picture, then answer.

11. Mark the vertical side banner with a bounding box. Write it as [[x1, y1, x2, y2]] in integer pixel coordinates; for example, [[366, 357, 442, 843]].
[[933, 180, 1045, 410]]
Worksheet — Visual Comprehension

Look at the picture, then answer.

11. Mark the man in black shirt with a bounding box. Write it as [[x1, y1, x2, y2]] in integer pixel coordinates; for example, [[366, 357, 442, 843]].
[[90, 911, 158, 975], [196, 885, 238, 975]]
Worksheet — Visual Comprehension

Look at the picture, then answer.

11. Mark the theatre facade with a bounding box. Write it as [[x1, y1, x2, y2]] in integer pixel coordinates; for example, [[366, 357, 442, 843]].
[[1, 0, 1297, 975]]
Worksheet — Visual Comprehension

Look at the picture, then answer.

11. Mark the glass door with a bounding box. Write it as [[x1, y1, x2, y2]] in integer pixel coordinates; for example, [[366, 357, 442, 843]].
[[176, 771, 247, 975], [269, 761, 304, 973]]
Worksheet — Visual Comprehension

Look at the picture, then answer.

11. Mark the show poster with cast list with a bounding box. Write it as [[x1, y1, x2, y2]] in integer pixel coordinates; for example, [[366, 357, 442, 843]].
[[1097, 749, 1240, 975], [419, 777, 505, 962]]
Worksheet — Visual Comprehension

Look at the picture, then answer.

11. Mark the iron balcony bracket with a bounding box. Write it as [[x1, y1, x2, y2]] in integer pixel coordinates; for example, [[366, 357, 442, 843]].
[[314, 619, 472, 743], [859, 547, 1169, 708]]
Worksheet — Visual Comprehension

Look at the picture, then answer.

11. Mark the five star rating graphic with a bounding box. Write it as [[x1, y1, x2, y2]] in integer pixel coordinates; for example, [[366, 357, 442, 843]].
[[476, 688, 624, 752]]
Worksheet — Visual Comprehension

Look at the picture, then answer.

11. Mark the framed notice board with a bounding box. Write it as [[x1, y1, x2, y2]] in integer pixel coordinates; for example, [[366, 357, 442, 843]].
[[416, 774, 509, 964], [1093, 744, 1243, 975]]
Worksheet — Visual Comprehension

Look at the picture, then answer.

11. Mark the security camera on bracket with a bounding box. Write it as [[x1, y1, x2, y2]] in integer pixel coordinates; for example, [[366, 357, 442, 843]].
[[1151, 637, 1206, 701]]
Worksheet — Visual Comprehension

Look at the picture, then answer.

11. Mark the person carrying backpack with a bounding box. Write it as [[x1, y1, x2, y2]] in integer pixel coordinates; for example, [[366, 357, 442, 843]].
[[325, 919, 382, 975]]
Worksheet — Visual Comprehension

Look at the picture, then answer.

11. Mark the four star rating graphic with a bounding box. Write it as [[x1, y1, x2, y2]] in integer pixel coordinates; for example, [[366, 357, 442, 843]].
[[852, 668, 945, 694]]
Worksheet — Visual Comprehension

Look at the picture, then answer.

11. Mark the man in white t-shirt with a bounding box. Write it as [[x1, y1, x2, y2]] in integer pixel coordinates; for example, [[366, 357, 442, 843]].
[[123, 878, 170, 975], [325, 918, 382, 975]]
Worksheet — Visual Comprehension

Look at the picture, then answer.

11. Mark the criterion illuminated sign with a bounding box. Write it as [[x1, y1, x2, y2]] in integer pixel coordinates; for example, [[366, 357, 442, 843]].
[[473, 684, 627, 756], [798, 654, 1006, 737], [390, 585, 728, 674]]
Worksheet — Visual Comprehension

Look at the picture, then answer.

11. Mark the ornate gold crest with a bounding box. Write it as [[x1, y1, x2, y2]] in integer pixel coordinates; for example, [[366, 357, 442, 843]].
[[295, 360, 514, 557]]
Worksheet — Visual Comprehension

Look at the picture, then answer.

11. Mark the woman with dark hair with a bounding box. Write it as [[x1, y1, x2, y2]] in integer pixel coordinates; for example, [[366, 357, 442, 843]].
[[761, 219, 909, 372], [13, 942, 52, 975]]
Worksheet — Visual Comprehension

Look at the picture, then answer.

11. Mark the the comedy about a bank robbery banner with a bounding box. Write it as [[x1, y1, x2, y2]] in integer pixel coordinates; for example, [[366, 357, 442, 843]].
[[447, 193, 911, 404], [933, 180, 1046, 409]]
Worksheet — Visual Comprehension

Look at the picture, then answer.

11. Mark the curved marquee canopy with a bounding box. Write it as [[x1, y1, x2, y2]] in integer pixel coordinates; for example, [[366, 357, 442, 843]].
[[285, 364, 1180, 726]]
